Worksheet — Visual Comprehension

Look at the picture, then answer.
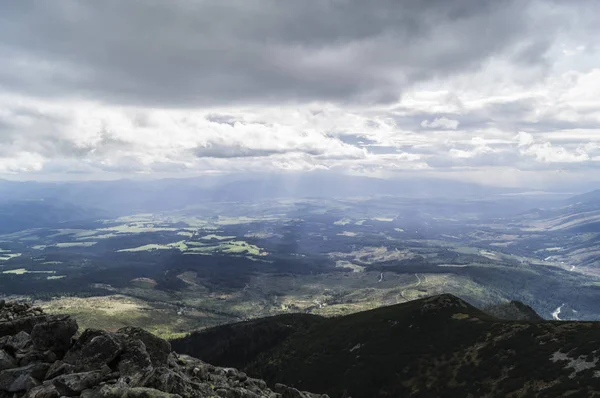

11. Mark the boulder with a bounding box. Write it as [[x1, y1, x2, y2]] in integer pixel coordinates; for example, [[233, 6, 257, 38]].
[[140, 367, 195, 396], [118, 339, 153, 382], [118, 327, 171, 367], [80, 388, 104, 398], [30, 316, 78, 355], [215, 387, 263, 398], [25, 383, 60, 398], [45, 360, 76, 380], [0, 350, 16, 371], [0, 363, 49, 392], [273, 383, 329, 398], [2, 330, 32, 353], [51, 370, 105, 396], [0, 315, 53, 338], [64, 329, 123, 371], [120, 386, 183, 398], [16, 349, 57, 366], [0, 301, 327, 398]]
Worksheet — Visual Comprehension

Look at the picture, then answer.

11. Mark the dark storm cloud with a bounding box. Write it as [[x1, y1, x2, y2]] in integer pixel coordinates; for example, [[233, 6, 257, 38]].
[[0, 0, 554, 106]]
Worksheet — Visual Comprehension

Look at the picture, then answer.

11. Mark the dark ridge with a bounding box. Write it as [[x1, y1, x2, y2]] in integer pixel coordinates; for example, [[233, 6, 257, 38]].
[[170, 313, 324, 369], [171, 293, 600, 398], [484, 300, 544, 321]]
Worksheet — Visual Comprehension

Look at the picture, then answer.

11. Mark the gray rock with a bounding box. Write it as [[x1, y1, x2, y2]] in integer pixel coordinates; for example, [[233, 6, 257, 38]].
[[45, 360, 76, 380], [0, 350, 16, 371], [16, 349, 57, 367], [118, 339, 153, 383], [25, 383, 60, 398], [80, 388, 104, 398], [118, 327, 171, 367], [0, 363, 49, 392], [273, 383, 329, 398], [121, 387, 183, 398], [216, 387, 262, 398], [0, 301, 326, 398], [51, 370, 105, 396], [30, 316, 78, 355], [96, 379, 130, 397], [64, 329, 123, 371], [139, 367, 194, 396], [0, 315, 53, 338], [3, 330, 32, 353]]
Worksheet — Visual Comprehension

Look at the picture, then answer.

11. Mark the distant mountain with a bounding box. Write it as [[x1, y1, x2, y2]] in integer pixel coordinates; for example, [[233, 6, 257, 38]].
[[173, 294, 600, 397], [566, 188, 600, 206], [507, 187, 600, 233], [0, 173, 539, 216], [0, 200, 105, 234]]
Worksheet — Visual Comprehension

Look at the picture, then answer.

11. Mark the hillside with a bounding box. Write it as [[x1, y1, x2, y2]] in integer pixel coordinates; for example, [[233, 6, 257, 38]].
[[0, 300, 326, 398], [173, 294, 600, 398], [484, 300, 544, 321]]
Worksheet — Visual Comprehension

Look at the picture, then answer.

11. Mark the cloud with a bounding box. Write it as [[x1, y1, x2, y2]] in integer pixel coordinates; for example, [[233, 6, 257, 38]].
[[0, 0, 562, 106], [1, 2, 600, 187], [421, 117, 460, 130]]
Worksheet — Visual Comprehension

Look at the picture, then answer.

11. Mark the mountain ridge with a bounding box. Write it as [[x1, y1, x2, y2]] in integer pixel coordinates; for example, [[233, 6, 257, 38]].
[[173, 294, 600, 398]]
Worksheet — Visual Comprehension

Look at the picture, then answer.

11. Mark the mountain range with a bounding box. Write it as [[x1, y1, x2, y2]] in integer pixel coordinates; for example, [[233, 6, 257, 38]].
[[172, 294, 600, 398]]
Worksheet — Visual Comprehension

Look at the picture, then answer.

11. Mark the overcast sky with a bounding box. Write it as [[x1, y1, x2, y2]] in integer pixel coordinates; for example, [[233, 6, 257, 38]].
[[1, 0, 600, 187]]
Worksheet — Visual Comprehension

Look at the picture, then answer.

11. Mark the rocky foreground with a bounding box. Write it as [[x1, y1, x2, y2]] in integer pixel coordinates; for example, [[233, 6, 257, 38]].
[[0, 300, 328, 398]]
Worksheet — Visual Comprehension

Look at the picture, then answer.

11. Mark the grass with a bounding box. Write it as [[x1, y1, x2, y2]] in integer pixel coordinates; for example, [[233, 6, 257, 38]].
[[216, 216, 278, 225], [200, 234, 236, 241], [33, 242, 97, 250], [335, 261, 366, 273], [77, 233, 119, 240], [130, 277, 158, 289], [55, 242, 97, 248], [118, 240, 188, 252], [0, 253, 21, 261], [330, 246, 416, 264], [2, 268, 27, 275], [334, 218, 352, 226], [37, 294, 223, 339], [221, 241, 266, 256], [178, 240, 268, 256], [99, 223, 178, 234], [2, 268, 56, 275], [118, 244, 172, 252]]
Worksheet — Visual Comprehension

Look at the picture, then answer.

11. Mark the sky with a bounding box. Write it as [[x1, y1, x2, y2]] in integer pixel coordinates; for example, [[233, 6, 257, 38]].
[[1, 0, 600, 188]]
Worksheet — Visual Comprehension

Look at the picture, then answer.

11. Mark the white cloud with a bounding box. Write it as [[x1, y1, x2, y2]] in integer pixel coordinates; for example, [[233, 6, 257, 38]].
[[517, 132, 535, 147], [421, 117, 460, 130]]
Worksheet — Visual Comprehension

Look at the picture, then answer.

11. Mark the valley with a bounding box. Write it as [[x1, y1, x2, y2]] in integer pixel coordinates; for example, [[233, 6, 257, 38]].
[[1, 192, 600, 338]]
